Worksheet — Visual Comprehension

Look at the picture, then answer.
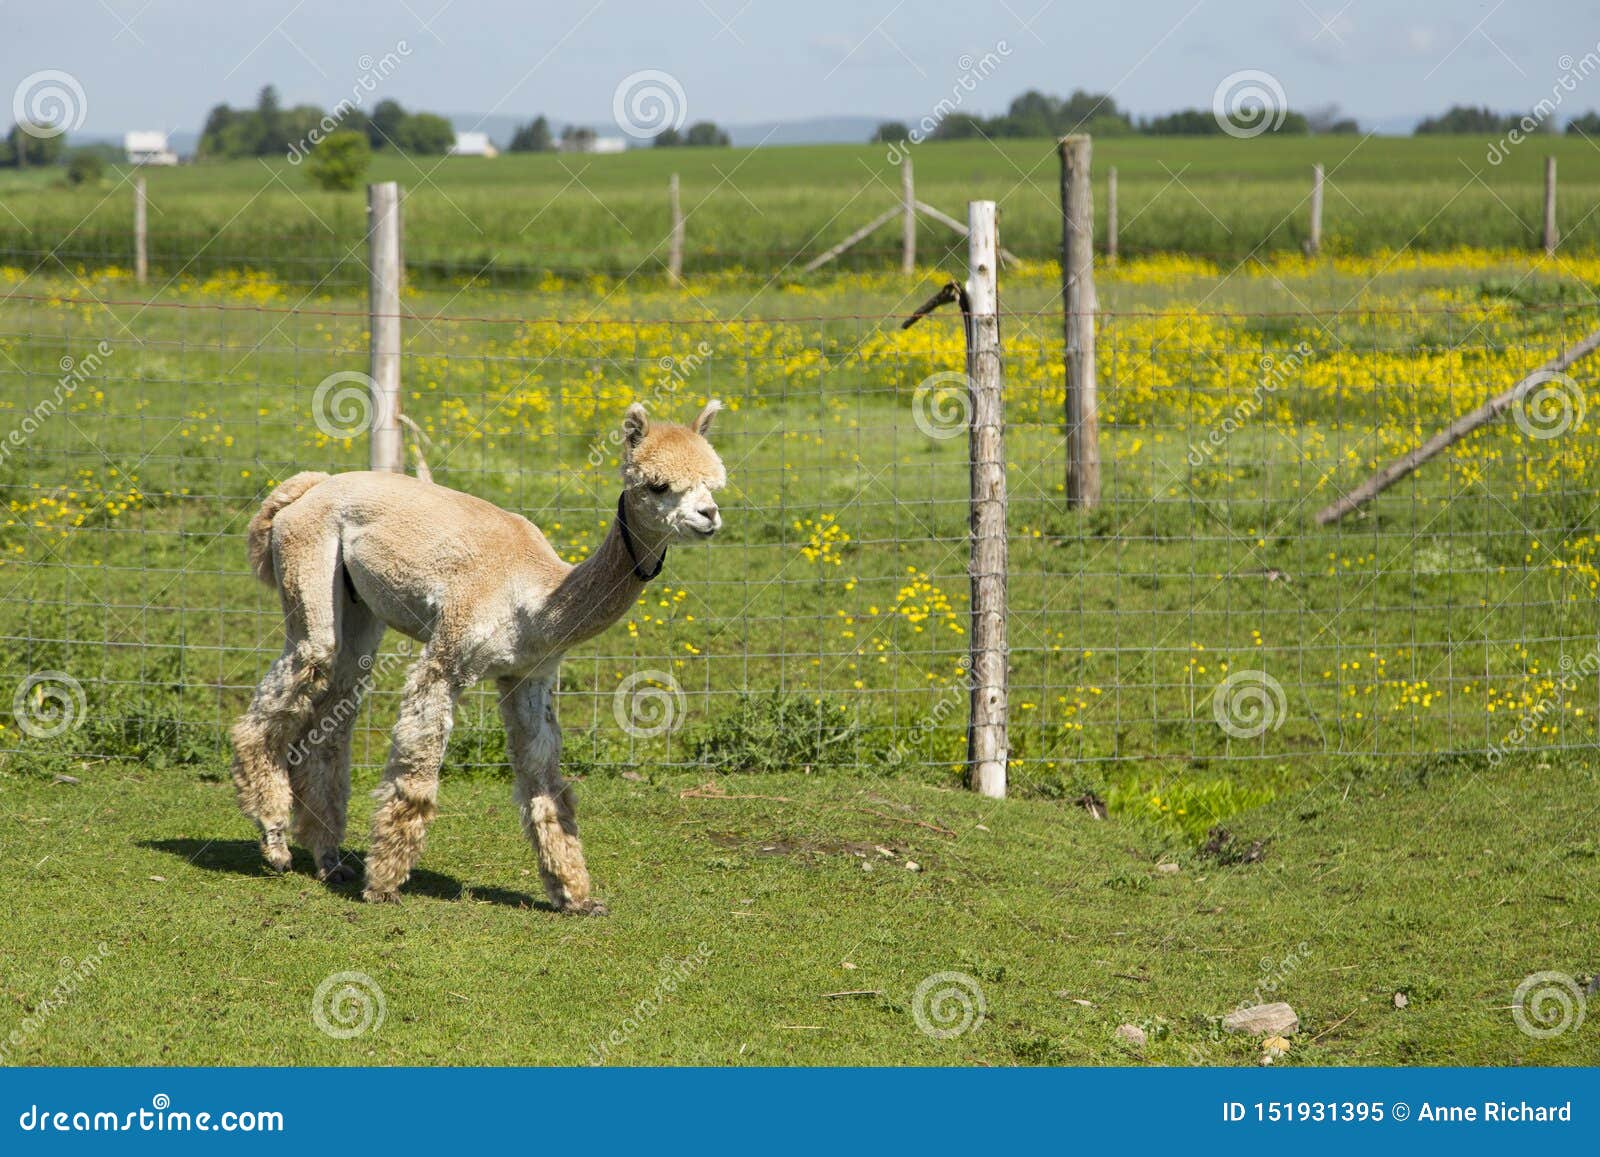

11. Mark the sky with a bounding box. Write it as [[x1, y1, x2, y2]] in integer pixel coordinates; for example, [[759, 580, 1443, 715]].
[[7, 0, 1600, 137]]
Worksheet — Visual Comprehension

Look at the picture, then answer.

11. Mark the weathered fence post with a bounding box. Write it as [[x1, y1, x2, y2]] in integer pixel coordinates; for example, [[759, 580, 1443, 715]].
[[901, 155, 916, 275], [367, 181, 404, 473], [965, 199, 1008, 800], [1059, 134, 1100, 509], [1106, 165, 1118, 266], [134, 176, 148, 286], [1544, 155, 1559, 255], [668, 172, 685, 284], [1308, 163, 1324, 257]]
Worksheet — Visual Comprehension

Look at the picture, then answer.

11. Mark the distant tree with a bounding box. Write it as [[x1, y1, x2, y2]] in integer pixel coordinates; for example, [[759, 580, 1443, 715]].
[[871, 121, 909, 143], [561, 124, 596, 150], [366, 99, 408, 147], [652, 127, 681, 147], [1415, 105, 1515, 134], [254, 85, 286, 155], [683, 121, 730, 147], [930, 113, 987, 140], [394, 112, 455, 154], [1140, 108, 1220, 135], [1305, 104, 1360, 134], [3, 123, 65, 166], [198, 103, 235, 157], [66, 150, 104, 185], [1567, 110, 1600, 136], [305, 129, 371, 191], [510, 115, 554, 152]]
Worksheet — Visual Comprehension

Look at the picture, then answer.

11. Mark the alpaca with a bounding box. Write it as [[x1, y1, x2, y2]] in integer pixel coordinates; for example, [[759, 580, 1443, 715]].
[[229, 400, 726, 914]]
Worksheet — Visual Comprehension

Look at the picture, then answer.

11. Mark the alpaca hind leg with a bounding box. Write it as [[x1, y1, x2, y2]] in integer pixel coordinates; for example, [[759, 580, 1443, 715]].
[[292, 600, 386, 883], [231, 533, 340, 872], [499, 677, 604, 915], [362, 654, 460, 902]]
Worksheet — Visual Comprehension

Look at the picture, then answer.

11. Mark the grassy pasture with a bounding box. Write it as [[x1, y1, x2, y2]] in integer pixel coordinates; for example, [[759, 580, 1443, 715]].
[[2, 169, 1599, 1062], [3, 135, 1600, 285]]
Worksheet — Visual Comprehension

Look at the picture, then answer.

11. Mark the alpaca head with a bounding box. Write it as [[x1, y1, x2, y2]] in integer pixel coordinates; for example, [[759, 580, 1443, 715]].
[[620, 399, 727, 542]]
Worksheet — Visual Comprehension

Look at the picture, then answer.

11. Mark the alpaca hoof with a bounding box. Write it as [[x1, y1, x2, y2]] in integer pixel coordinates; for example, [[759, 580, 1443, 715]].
[[362, 887, 401, 904], [564, 897, 609, 917], [261, 843, 292, 874], [318, 859, 359, 884]]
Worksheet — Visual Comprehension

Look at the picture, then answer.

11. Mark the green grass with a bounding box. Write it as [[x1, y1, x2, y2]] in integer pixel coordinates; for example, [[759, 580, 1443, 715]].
[[1, 751, 1593, 1065], [5, 135, 1599, 284]]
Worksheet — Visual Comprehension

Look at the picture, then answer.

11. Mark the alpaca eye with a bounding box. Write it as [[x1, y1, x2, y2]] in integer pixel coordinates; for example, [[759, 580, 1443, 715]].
[[648, 481, 671, 495]]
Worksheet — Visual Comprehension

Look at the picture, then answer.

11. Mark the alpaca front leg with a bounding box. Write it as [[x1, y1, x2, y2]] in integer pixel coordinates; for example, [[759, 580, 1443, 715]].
[[363, 659, 458, 902], [498, 677, 605, 915]]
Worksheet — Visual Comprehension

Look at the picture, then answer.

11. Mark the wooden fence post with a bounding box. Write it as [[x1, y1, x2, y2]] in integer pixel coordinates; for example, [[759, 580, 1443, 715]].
[[901, 155, 916, 275], [134, 176, 148, 286], [965, 199, 1008, 799], [1106, 165, 1118, 266], [367, 181, 404, 473], [668, 173, 685, 284], [1544, 155, 1559, 255], [1308, 163, 1324, 257], [1059, 134, 1100, 509]]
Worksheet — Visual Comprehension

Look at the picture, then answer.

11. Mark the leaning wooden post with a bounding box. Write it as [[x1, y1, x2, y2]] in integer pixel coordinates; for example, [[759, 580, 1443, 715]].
[[366, 181, 404, 473], [1308, 163, 1324, 257], [668, 172, 685, 284], [1544, 156, 1559, 256], [901, 155, 916, 275], [965, 199, 1008, 800], [1059, 134, 1100, 509], [1105, 165, 1118, 266], [133, 176, 148, 286]]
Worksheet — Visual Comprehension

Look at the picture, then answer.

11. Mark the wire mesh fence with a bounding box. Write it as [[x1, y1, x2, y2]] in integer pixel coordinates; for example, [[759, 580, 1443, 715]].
[[3, 232, 1598, 795]]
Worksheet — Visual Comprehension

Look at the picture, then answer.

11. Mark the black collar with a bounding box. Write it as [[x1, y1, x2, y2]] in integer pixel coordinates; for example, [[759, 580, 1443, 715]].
[[617, 492, 666, 581]]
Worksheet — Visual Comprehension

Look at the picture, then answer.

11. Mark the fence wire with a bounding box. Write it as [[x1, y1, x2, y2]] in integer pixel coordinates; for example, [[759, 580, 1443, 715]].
[[2, 244, 1597, 797]]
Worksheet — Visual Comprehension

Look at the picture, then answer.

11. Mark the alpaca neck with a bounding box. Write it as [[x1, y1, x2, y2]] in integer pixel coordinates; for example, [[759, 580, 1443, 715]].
[[541, 493, 666, 647]]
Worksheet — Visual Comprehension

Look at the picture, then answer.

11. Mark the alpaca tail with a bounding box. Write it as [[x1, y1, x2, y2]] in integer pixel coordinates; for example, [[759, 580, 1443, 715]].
[[247, 471, 331, 586]]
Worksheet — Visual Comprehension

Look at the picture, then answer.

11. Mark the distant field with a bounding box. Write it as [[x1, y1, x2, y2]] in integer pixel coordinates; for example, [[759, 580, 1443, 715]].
[[2, 135, 1597, 283]]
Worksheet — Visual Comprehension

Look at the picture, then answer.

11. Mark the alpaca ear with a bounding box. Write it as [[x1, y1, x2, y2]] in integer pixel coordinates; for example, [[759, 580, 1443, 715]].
[[693, 398, 722, 436], [622, 403, 649, 450]]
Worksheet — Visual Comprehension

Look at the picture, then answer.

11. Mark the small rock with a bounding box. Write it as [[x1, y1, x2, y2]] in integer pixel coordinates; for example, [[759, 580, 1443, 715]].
[[148, 875, 166, 883], [841, 961, 856, 970], [1222, 1002, 1299, 1036], [620, 771, 646, 782], [1393, 991, 1408, 1009], [905, 860, 921, 872], [1156, 862, 1180, 874], [974, 824, 989, 832], [1114, 1023, 1147, 1048], [53, 774, 80, 785], [860, 860, 874, 872], [875, 845, 894, 858]]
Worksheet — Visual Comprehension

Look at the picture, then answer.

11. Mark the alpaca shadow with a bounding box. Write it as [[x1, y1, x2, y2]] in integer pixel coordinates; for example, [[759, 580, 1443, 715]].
[[137, 838, 549, 911]]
